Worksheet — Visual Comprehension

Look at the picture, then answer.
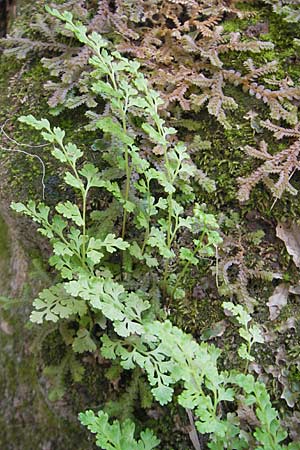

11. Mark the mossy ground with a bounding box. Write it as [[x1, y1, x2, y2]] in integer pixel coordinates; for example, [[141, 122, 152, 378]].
[[0, 5, 97, 448]]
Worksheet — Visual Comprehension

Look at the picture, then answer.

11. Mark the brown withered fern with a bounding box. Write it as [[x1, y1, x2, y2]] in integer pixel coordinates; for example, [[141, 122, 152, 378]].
[[108, 0, 299, 128], [238, 121, 300, 201], [2, 0, 299, 128], [218, 230, 281, 312]]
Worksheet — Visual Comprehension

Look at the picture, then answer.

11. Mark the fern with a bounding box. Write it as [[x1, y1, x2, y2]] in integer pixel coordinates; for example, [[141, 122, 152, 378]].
[[101, 318, 292, 449], [79, 410, 160, 450], [2, 0, 299, 129], [10, 10, 296, 449], [238, 122, 300, 201], [263, 0, 300, 23], [43, 350, 85, 401], [104, 368, 153, 421], [217, 227, 280, 312]]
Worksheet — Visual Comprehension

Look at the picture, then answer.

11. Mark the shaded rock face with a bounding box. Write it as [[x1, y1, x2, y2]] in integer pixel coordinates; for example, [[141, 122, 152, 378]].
[[0, 214, 12, 294], [0, 6, 85, 447], [0, 206, 28, 296], [0, 1, 16, 37], [0, 206, 51, 450], [0, 0, 96, 446], [0, 197, 89, 450], [0, 209, 35, 449], [0, 1, 7, 37]]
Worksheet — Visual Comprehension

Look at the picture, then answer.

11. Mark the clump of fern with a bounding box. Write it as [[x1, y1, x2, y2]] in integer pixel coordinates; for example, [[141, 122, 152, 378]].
[[2, 0, 299, 129], [10, 9, 298, 449]]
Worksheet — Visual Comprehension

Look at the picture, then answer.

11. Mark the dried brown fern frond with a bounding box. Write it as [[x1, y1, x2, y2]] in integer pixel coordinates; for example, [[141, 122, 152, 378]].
[[87, 0, 111, 33], [166, 84, 190, 110], [2, 0, 298, 129], [238, 122, 300, 201], [53, 0, 88, 17], [243, 59, 278, 80], [186, 14, 222, 38], [262, 119, 300, 139], [2, 32, 73, 59], [218, 232, 279, 312], [114, 3, 294, 128], [224, 62, 300, 125], [43, 45, 93, 108], [190, 73, 239, 129]]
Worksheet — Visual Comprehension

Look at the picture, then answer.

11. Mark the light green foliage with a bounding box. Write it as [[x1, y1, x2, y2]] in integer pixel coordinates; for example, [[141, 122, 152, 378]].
[[12, 7, 223, 318], [30, 284, 87, 324], [11, 9, 295, 450], [223, 302, 264, 364], [42, 8, 219, 301], [79, 410, 160, 450], [65, 276, 149, 337], [231, 372, 294, 450], [101, 319, 292, 449], [263, 0, 300, 23]]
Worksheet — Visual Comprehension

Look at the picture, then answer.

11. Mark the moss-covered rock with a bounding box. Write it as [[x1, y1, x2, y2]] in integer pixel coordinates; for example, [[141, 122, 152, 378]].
[[0, 0, 300, 448]]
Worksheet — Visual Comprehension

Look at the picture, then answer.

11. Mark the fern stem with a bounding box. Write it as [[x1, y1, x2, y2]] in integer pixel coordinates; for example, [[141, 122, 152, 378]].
[[121, 102, 131, 240], [244, 339, 253, 374], [171, 230, 206, 299], [82, 191, 87, 264], [141, 179, 151, 254], [161, 193, 173, 295], [59, 141, 88, 268], [121, 145, 131, 240]]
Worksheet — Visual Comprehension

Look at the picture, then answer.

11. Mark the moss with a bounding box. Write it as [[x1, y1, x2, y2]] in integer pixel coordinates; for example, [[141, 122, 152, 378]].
[[0, 54, 99, 202], [0, 249, 98, 450], [288, 365, 300, 392], [173, 294, 224, 337], [180, 112, 255, 211], [142, 400, 193, 450], [179, 99, 300, 223], [0, 54, 49, 198], [0, 216, 11, 294], [1, 0, 300, 447], [0, 306, 91, 449]]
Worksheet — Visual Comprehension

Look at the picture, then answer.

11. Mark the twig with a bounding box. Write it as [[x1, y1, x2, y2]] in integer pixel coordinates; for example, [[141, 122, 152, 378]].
[[0, 120, 48, 199], [186, 409, 202, 450]]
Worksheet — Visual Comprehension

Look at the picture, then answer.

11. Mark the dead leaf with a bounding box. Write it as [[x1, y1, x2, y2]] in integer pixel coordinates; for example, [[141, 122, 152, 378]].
[[283, 412, 300, 441], [262, 323, 278, 342], [249, 362, 263, 375], [281, 385, 299, 408], [186, 409, 202, 450], [289, 284, 300, 295], [276, 222, 300, 268], [152, 145, 165, 155], [267, 283, 289, 320], [200, 320, 227, 341], [0, 320, 13, 335], [237, 401, 260, 427], [278, 317, 296, 333]]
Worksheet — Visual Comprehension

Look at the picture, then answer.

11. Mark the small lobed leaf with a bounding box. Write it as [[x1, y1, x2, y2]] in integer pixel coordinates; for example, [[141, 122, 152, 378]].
[[56, 201, 84, 227], [78, 409, 160, 450], [96, 117, 134, 145], [18, 114, 51, 131], [151, 385, 174, 405], [64, 172, 84, 190], [179, 247, 198, 265], [65, 142, 83, 164], [30, 284, 87, 324], [72, 328, 97, 353]]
